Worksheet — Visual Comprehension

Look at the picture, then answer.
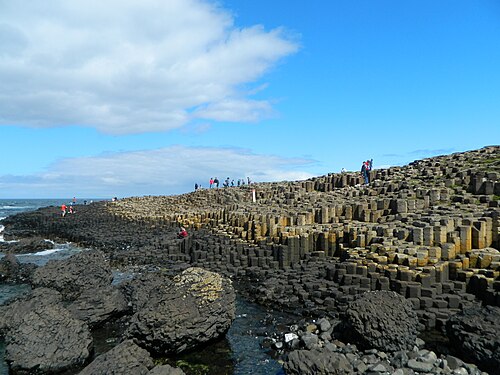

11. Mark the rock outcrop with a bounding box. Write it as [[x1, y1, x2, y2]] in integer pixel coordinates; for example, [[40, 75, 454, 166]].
[[3, 302, 92, 373], [31, 250, 113, 300], [67, 284, 129, 328], [124, 267, 236, 355], [0, 253, 36, 283], [0, 236, 54, 254], [446, 305, 500, 373], [79, 340, 154, 375], [341, 291, 419, 352]]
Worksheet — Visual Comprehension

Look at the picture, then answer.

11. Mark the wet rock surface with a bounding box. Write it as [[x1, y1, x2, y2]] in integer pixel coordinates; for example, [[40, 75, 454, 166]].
[[0, 253, 36, 283], [0, 236, 54, 254]]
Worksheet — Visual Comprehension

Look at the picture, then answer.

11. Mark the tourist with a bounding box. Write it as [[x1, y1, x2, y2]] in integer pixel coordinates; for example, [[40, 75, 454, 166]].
[[361, 161, 369, 185], [341, 167, 347, 173], [61, 204, 67, 217], [178, 226, 188, 239], [247, 177, 251, 185], [214, 177, 219, 188], [209, 178, 214, 188], [231, 179, 234, 187], [195, 183, 199, 191]]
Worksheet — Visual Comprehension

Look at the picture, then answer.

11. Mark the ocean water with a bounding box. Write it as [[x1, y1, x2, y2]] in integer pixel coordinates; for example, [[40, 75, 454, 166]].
[[0, 199, 289, 375]]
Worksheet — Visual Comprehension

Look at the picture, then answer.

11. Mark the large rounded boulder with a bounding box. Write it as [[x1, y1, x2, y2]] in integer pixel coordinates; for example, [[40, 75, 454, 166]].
[[3, 302, 92, 373], [31, 250, 113, 300], [446, 305, 500, 373], [342, 291, 419, 352], [124, 267, 235, 354]]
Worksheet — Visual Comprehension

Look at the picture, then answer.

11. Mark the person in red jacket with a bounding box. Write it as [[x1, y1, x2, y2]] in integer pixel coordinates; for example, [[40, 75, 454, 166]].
[[61, 204, 67, 217], [178, 226, 188, 239]]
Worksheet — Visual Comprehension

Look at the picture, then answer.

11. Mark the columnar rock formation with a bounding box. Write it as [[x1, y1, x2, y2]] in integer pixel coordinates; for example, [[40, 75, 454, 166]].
[[2, 146, 499, 373], [106, 147, 499, 320]]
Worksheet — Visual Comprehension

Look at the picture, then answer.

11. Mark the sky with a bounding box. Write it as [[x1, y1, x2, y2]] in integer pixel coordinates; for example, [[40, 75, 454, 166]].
[[0, 0, 499, 199]]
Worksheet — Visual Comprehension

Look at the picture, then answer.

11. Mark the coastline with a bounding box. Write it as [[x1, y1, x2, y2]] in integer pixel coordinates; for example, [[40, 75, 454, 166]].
[[0, 146, 499, 374]]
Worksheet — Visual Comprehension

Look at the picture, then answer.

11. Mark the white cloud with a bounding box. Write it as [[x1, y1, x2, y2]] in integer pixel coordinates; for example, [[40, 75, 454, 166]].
[[0, 146, 315, 198], [0, 0, 299, 134]]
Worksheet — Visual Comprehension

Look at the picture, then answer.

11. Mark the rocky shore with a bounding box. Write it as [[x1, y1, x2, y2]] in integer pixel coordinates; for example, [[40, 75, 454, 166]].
[[0, 146, 499, 374]]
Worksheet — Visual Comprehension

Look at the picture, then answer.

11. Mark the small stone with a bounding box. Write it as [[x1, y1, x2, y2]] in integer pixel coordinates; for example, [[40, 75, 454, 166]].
[[407, 358, 434, 372], [284, 332, 298, 343], [369, 363, 388, 372], [445, 355, 463, 370], [317, 317, 331, 332]]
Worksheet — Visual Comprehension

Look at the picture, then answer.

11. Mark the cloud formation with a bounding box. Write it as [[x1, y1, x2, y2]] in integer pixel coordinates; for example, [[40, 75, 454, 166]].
[[0, 0, 298, 134], [0, 146, 315, 198]]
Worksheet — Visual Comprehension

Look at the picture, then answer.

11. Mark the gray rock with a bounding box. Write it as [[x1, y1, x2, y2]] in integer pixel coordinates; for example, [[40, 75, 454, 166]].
[[4, 303, 92, 374], [32, 250, 113, 300], [342, 291, 419, 352], [79, 340, 153, 375], [445, 355, 463, 370], [67, 284, 129, 328], [0, 287, 62, 332], [446, 305, 500, 373], [284, 349, 353, 375], [0, 253, 36, 283], [317, 317, 332, 332], [407, 358, 434, 372], [301, 332, 320, 350], [125, 267, 235, 355]]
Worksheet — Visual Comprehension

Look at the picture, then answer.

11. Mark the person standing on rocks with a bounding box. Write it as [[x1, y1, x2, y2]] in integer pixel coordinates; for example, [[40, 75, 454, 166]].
[[209, 178, 214, 188], [361, 161, 369, 185], [61, 204, 67, 217], [177, 226, 188, 239], [214, 177, 219, 188]]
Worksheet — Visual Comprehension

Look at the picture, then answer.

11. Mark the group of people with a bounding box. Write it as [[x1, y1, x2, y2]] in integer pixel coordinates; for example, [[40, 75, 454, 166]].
[[61, 202, 75, 217], [361, 159, 373, 185], [195, 177, 252, 191]]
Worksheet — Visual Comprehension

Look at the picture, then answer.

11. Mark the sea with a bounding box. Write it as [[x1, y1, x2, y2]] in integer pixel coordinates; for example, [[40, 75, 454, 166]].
[[0, 199, 289, 375]]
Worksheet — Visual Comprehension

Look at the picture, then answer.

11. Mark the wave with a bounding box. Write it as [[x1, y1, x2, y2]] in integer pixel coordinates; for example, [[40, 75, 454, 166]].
[[0, 206, 32, 210], [24, 248, 61, 256]]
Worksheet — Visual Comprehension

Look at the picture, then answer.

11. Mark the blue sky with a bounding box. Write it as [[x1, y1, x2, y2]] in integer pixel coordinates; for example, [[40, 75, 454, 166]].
[[0, 0, 499, 198]]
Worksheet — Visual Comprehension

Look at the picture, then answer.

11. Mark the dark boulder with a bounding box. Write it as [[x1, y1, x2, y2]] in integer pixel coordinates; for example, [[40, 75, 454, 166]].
[[67, 284, 130, 328], [79, 339, 154, 375], [446, 305, 500, 373], [341, 291, 419, 352], [124, 267, 235, 355], [284, 348, 353, 375], [0, 253, 37, 283], [31, 250, 113, 300], [0, 287, 62, 332], [3, 302, 92, 374]]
